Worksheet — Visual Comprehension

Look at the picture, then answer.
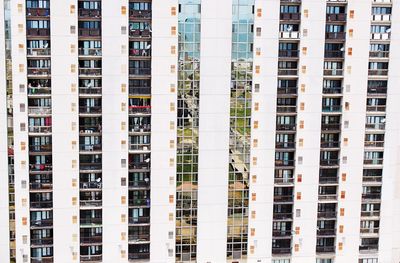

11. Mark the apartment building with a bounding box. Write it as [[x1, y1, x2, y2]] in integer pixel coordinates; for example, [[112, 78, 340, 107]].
[[1, 0, 400, 263]]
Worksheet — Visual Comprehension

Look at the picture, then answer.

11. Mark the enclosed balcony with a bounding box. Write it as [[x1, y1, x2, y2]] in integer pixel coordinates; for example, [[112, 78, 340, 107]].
[[129, 116, 151, 133], [129, 98, 151, 115], [321, 133, 340, 149], [79, 154, 102, 171], [129, 153, 151, 171], [359, 238, 379, 253], [129, 207, 150, 225], [278, 61, 298, 76], [78, 1, 101, 18], [129, 190, 150, 207], [26, 7, 50, 18], [31, 228, 53, 246], [276, 116, 296, 131], [78, 21, 101, 37], [129, 22, 151, 38], [317, 203, 337, 219], [129, 3, 152, 19], [80, 228, 102, 245], [318, 185, 338, 201], [319, 168, 339, 184], [273, 204, 293, 220], [80, 210, 102, 226], [30, 175, 52, 191], [362, 186, 382, 200], [364, 151, 384, 165], [30, 192, 53, 209], [316, 237, 335, 253], [80, 173, 102, 190], [129, 244, 150, 260], [129, 60, 151, 77], [273, 187, 294, 203], [128, 225, 150, 243], [129, 79, 151, 95], [79, 117, 102, 134], [362, 169, 383, 184], [275, 134, 296, 149], [80, 191, 102, 208], [80, 245, 102, 261], [272, 239, 292, 255]]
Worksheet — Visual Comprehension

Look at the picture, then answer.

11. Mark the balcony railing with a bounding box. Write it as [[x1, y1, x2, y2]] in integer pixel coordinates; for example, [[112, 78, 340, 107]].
[[278, 50, 299, 58], [129, 106, 151, 114], [80, 236, 102, 244], [359, 245, 379, 253], [27, 68, 51, 76], [317, 211, 337, 218], [129, 68, 151, 76], [278, 69, 298, 76], [365, 123, 385, 130], [31, 238, 53, 246], [28, 87, 51, 95], [323, 69, 343, 76], [29, 163, 52, 172], [80, 181, 102, 189], [364, 141, 384, 148], [26, 8, 50, 17], [362, 176, 382, 183], [360, 211, 380, 217], [128, 253, 150, 260], [322, 105, 342, 112], [130, 49, 151, 57], [28, 107, 52, 115], [367, 87, 387, 95], [280, 13, 300, 20], [275, 142, 295, 149], [129, 144, 151, 151], [79, 106, 102, 114], [368, 69, 388, 76], [273, 230, 292, 237], [366, 105, 386, 112], [79, 125, 101, 134], [129, 86, 151, 95], [80, 200, 102, 207], [325, 32, 345, 40], [275, 160, 295, 167], [80, 255, 102, 262], [321, 123, 341, 131], [279, 31, 300, 39], [80, 217, 102, 225], [277, 87, 297, 95], [320, 141, 340, 148], [371, 33, 390, 40], [319, 177, 339, 184], [129, 29, 151, 38], [273, 195, 294, 202], [31, 219, 53, 227], [326, 14, 346, 21], [129, 9, 152, 19], [30, 182, 52, 190], [31, 257, 54, 263], [273, 212, 293, 220], [316, 246, 335, 253], [79, 87, 102, 95], [29, 145, 52, 152], [129, 198, 150, 206], [129, 180, 150, 188], [78, 9, 101, 18], [360, 228, 380, 234], [362, 193, 381, 200], [276, 124, 296, 131], [128, 234, 150, 242], [324, 51, 344, 58], [317, 229, 336, 236], [277, 106, 297, 113], [364, 159, 383, 165], [272, 247, 292, 254], [79, 68, 102, 76], [129, 216, 150, 224], [369, 51, 390, 58], [318, 194, 338, 201], [129, 124, 151, 133], [27, 48, 51, 56], [78, 48, 102, 56], [320, 159, 340, 166], [79, 163, 102, 171], [79, 144, 102, 152], [27, 28, 50, 36], [30, 201, 52, 209], [372, 14, 391, 22], [274, 178, 294, 184], [78, 28, 101, 37]]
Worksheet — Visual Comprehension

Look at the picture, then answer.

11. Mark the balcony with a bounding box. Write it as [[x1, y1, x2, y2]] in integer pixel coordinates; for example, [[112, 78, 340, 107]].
[[275, 142, 295, 149], [80, 217, 102, 226], [129, 198, 150, 207], [326, 14, 346, 21], [80, 200, 102, 208], [277, 106, 297, 113], [280, 13, 300, 21], [130, 48, 151, 57], [129, 144, 151, 152], [325, 32, 345, 40], [273, 230, 292, 237], [323, 69, 343, 76], [367, 87, 387, 95], [31, 257, 54, 263], [79, 125, 102, 134], [79, 68, 102, 76], [321, 123, 341, 131], [30, 182, 52, 191], [31, 238, 53, 246], [79, 106, 102, 115], [361, 211, 380, 217], [370, 33, 390, 40], [368, 69, 388, 76], [128, 233, 150, 243], [29, 163, 52, 172], [79, 87, 102, 95], [362, 176, 382, 183], [129, 68, 151, 76], [369, 51, 390, 58], [27, 28, 50, 37], [320, 141, 340, 149], [29, 145, 52, 152], [79, 48, 102, 56], [78, 9, 101, 18], [273, 212, 293, 220], [129, 217, 150, 225], [366, 105, 386, 112], [322, 105, 342, 112], [129, 124, 151, 133], [273, 195, 294, 203], [319, 177, 339, 184], [28, 107, 52, 116], [318, 194, 337, 201], [28, 87, 51, 96], [129, 86, 151, 95], [277, 87, 297, 95], [80, 236, 102, 244], [276, 124, 296, 131], [80, 255, 102, 262], [360, 228, 380, 234], [324, 51, 344, 58], [320, 159, 340, 166], [372, 14, 391, 22], [27, 48, 51, 56], [30, 201, 52, 209], [365, 123, 385, 130], [278, 69, 298, 76], [128, 253, 150, 260], [129, 106, 151, 115], [26, 8, 50, 17], [317, 211, 337, 219], [317, 229, 336, 236], [272, 247, 292, 255], [364, 141, 384, 148], [129, 9, 152, 19], [363, 159, 383, 165], [31, 219, 53, 228], [129, 29, 151, 38], [79, 144, 102, 152], [275, 159, 295, 167], [27, 68, 51, 76], [78, 28, 101, 37], [129, 162, 150, 171], [79, 163, 102, 171], [359, 245, 379, 253], [278, 50, 299, 58], [362, 193, 381, 200], [80, 181, 102, 190], [279, 31, 300, 39], [316, 246, 335, 253]]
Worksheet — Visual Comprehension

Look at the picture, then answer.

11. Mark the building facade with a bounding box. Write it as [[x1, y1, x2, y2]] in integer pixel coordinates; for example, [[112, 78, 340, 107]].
[[1, 0, 400, 263]]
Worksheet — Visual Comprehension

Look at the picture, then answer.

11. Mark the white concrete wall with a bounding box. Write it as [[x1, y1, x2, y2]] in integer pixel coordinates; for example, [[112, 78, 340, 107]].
[[10, 1, 30, 261], [150, 0, 177, 262], [0, 2, 10, 261], [292, 0, 326, 261], [51, 1, 79, 262], [196, 0, 231, 261], [248, 0, 280, 262], [102, 0, 129, 261]]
